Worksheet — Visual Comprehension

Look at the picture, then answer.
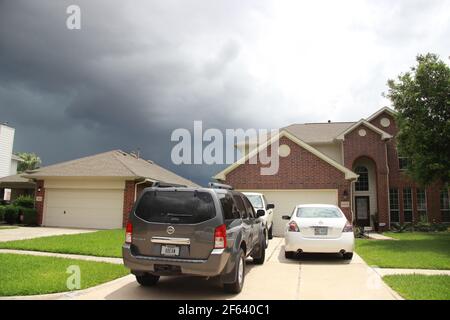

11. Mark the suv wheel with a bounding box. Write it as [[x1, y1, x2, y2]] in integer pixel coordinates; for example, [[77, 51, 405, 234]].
[[268, 226, 273, 240], [252, 239, 266, 265], [284, 251, 295, 259], [223, 249, 245, 294], [135, 274, 160, 286], [343, 252, 353, 260]]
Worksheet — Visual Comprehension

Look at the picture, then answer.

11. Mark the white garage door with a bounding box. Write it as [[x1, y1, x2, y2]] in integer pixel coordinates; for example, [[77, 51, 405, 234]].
[[250, 190, 338, 236], [44, 188, 124, 229]]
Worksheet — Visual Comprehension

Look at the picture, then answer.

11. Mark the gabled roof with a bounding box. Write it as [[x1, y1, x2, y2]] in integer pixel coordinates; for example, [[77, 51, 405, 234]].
[[335, 119, 393, 141], [214, 130, 359, 181], [11, 154, 23, 162], [0, 174, 35, 188], [284, 122, 355, 144], [366, 106, 397, 122], [23, 150, 199, 187]]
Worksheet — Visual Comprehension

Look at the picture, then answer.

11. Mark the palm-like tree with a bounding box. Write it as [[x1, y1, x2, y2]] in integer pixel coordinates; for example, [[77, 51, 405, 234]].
[[16, 152, 41, 173]]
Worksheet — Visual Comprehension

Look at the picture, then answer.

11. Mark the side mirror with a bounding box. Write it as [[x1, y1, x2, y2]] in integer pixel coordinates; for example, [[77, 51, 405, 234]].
[[266, 203, 275, 210], [256, 209, 265, 217], [282, 215, 291, 220]]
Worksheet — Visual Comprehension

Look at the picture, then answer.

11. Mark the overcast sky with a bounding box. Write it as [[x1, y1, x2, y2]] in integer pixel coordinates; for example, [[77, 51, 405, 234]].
[[0, 0, 449, 185]]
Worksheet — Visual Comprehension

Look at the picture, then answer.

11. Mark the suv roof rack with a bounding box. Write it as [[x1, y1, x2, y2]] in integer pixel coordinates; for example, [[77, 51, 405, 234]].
[[208, 182, 233, 190], [153, 181, 188, 188]]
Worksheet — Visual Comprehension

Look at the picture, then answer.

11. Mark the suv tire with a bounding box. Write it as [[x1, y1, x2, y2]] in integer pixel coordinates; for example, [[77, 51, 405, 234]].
[[268, 226, 273, 240], [343, 252, 353, 260], [252, 239, 266, 265], [223, 249, 245, 294], [284, 251, 295, 259], [136, 274, 160, 286]]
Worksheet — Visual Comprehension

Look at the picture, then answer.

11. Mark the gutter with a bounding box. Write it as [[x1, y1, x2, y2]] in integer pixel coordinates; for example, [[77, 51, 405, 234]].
[[134, 178, 155, 201]]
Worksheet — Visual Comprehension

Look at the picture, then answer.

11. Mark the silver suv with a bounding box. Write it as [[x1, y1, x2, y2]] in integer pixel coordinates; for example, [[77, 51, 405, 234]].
[[122, 182, 266, 293]]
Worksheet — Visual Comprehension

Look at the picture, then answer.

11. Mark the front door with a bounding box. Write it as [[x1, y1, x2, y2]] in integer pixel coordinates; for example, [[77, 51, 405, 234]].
[[355, 196, 370, 227]]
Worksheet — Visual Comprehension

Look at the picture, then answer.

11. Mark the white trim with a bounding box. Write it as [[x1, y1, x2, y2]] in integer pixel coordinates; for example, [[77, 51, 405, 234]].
[[335, 119, 393, 141], [366, 107, 397, 122], [213, 130, 359, 181]]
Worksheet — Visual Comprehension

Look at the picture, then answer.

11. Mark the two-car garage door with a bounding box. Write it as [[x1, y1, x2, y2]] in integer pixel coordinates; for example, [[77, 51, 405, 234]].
[[251, 190, 338, 236], [44, 188, 124, 229]]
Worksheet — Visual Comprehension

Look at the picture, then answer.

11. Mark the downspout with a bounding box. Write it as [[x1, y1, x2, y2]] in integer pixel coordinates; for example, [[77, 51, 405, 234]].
[[385, 141, 390, 229], [134, 178, 154, 201]]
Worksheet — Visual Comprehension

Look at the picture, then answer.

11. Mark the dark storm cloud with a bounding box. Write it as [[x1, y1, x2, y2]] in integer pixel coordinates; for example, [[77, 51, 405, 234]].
[[1, 0, 449, 185], [0, 0, 276, 184]]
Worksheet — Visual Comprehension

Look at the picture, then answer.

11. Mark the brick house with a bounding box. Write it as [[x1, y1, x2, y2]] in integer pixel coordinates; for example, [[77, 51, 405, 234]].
[[24, 150, 198, 229], [214, 107, 450, 236]]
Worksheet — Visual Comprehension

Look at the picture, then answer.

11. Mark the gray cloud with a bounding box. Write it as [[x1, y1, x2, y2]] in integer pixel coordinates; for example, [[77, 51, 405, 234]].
[[0, 0, 449, 185]]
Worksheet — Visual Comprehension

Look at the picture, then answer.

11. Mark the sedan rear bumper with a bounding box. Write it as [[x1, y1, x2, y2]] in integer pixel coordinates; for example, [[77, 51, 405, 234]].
[[122, 244, 230, 277], [284, 232, 355, 253]]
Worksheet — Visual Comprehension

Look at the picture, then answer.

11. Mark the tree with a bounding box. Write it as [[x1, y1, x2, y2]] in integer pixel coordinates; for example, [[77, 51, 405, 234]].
[[386, 53, 450, 186], [16, 152, 41, 173]]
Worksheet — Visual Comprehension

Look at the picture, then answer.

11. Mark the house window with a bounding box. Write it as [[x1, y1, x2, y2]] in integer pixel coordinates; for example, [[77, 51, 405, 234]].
[[416, 189, 427, 221], [355, 166, 369, 191], [440, 188, 450, 222], [389, 188, 400, 223], [398, 157, 409, 171], [403, 188, 413, 222]]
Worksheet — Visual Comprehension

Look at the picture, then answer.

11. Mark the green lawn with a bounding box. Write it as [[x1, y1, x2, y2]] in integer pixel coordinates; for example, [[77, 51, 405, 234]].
[[356, 232, 450, 269], [0, 226, 18, 230], [0, 253, 129, 296], [0, 229, 124, 258], [383, 275, 450, 300]]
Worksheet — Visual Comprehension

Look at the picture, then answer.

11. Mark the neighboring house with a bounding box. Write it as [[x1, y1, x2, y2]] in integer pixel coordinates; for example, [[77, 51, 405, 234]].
[[214, 107, 449, 236], [24, 150, 199, 229], [10, 154, 22, 175], [0, 123, 16, 178], [0, 174, 35, 202], [0, 124, 29, 201]]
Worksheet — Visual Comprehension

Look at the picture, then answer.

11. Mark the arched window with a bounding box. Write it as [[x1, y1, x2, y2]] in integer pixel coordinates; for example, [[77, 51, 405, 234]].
[[355, 166, 369, 191]]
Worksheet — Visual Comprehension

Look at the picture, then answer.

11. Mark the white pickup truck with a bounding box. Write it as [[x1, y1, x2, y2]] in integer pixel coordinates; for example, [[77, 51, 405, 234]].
[[243, 192, 275, 247]]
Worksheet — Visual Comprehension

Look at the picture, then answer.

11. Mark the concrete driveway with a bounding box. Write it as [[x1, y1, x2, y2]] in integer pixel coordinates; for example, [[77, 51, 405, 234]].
[[0, 226, 96, 242], [65, 238, 399, 300]]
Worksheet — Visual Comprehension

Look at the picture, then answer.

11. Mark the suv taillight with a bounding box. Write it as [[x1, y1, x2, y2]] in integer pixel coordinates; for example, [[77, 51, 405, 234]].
[[342, 221, 353, 232], [125, 222, 133, 244], [288, 221, 300, 232], [214, 224, 227, 249]]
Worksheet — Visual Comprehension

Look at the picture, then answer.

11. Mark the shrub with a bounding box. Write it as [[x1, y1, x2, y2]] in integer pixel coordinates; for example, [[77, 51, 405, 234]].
[[390, 222, 413, 233], [21, 207, 37, 225], [0, 205, 5, 221], [12, 195, 34, 209], [432, 223, 448, 232], [4, 206, 19, 224]]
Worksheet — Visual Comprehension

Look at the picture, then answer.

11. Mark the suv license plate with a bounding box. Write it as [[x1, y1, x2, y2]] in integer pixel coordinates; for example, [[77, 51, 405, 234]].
[[161, 245, 180, 256], [314, 227, 328, 236]]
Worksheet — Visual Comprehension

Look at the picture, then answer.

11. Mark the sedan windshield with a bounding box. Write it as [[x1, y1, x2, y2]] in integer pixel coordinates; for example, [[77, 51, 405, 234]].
[[296, 207, 342, 218], [245, 195, 264, 209]]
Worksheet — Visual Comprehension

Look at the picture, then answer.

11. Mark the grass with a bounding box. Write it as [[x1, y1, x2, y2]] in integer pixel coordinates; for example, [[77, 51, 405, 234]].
[[0, 253, 129, 296], [356, 232, 450, 269], [383, 275, 450, 300], [0, 226, 18, 230], [0, 229, 124, 258]]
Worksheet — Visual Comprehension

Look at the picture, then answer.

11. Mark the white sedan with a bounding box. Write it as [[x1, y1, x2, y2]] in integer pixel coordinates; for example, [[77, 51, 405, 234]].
[[283, 204, 355, 260]]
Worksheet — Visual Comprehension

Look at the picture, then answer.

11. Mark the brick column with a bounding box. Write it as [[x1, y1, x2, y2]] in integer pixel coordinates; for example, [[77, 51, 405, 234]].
[[377, 172, 389, 231], [122, 181, 135, 227], [35, 180, 45, 225]]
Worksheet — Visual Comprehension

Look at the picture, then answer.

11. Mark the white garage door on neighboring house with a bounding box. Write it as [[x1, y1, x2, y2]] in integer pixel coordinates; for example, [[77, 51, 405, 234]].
[[44, 187, 124, 229], [243, 190, 338, 236]]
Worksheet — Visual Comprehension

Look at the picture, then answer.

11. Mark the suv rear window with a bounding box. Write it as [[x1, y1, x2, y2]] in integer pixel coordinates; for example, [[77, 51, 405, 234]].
[[135, 190, 216, 224]]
